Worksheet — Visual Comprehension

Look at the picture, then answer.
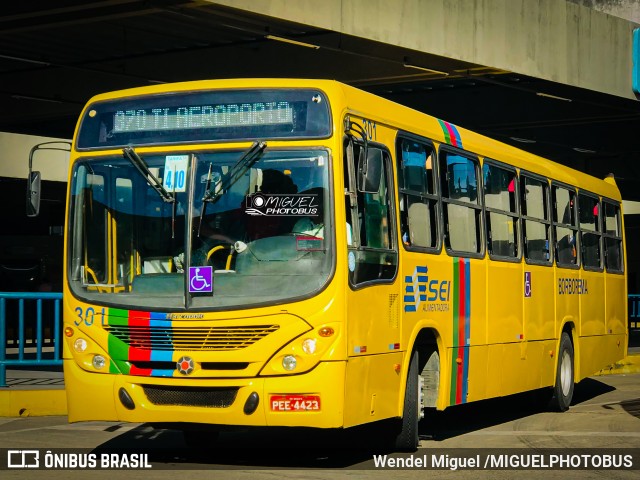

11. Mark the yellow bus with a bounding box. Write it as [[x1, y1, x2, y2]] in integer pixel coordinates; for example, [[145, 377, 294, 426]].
[[36, 79, 626, 451]]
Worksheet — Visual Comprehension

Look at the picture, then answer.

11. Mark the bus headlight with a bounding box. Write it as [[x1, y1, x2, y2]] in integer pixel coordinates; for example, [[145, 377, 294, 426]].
[[260, 323, 341, 376], [302, 338, 317, 355], [74, 338, 88, 353], [65, 326, 118, 374], [92, 355, 106, 370], [282, 355, 297, 371]]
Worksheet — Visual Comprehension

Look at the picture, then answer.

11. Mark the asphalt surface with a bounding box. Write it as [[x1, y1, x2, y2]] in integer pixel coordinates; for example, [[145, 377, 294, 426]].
[[0, 373, 639, 479]]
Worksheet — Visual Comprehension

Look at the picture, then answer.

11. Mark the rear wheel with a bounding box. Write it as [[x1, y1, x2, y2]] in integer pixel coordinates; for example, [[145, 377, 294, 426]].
[[394, 350, 422, 451], [549, 332, 574, 411]]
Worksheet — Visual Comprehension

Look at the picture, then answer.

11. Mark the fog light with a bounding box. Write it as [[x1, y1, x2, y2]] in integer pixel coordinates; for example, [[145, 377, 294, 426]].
[[74, 338, 87, 353], [92, 355, 106, 370], [302, 338, 317, 355], [282, 355, 297, 371], [118, 388, 135, 410], [244, 392, 260, 415]]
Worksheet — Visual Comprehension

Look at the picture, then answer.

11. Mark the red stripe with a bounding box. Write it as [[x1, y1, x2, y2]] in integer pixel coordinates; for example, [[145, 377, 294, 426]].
[[444, 122, 459, 148], [128, 347, 151, 362], [129, 366, 152, 376], [456, 346, 464, 404], [457, 259, 466, 403], [128, 310, 151, 326], [128, 311, 150, 362], [458, 259, 466, 348], [456, 259, 466, 405]]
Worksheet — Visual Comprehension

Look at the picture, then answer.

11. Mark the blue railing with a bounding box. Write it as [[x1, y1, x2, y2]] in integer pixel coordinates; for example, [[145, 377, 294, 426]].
[[0, 292, 63, 387], [631, 294, 640, 331]]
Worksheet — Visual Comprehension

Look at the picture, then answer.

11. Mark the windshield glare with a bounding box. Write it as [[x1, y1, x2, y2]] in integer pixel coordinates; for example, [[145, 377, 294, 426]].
[[68, 149, 333, 310]]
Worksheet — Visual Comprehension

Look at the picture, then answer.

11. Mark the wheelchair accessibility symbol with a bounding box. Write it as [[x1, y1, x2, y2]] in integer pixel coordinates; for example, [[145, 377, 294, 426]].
[[189, 266, 213, 293]]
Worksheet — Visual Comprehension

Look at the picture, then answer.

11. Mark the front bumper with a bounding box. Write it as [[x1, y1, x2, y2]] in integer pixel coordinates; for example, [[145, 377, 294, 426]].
[[64, 359, 345, 428]]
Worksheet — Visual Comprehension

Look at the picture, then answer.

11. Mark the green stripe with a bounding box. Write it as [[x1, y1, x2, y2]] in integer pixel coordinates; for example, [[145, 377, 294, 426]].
[[106, 308, 129, 325], [107, 332, 130, 374], [438, 119, 452, 145], [450, 257, 459, 405]]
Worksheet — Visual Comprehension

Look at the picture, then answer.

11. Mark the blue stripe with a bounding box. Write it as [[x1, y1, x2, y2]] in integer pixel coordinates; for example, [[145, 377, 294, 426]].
[[461, 346, 469, 403], [465, 259, 471, 345], [150, 350, 173, 362], [149, 319, 171, 328], [405, 305, 416, 312], [151, 369, 175, 377], [404, 295, 416, 303], [416, 266, 428, 273], [462, 258, 471, 404]]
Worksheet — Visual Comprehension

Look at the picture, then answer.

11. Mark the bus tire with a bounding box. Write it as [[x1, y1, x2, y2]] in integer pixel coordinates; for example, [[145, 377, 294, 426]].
[[549, 332, 574, 412], [394, 350, 420, 451]]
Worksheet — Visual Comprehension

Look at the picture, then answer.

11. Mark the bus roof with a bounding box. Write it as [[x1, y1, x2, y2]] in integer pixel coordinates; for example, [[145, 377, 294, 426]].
[[82, 78, 621, 201]]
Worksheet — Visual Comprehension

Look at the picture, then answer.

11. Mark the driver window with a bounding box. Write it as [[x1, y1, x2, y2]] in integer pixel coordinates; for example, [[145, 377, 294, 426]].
[[344, 139, 398, 285]]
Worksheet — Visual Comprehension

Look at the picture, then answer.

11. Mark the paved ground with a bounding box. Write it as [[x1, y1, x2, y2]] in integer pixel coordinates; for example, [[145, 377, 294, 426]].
[[0, 373, 639, 479]]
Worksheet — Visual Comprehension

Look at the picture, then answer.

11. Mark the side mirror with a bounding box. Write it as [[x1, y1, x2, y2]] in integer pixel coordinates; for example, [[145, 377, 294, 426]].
[[357, 148, 383, 194], [26, 171, 42, 217], [25, 141, 71, 218]]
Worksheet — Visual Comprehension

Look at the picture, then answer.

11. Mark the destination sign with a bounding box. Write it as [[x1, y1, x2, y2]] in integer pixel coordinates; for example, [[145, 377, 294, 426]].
[[113, 101, 294, 133], [77, 88, 331, 149]]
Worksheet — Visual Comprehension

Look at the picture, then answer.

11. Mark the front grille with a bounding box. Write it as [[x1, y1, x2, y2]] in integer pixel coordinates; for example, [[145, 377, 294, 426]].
[[106, 324, 279, 351], [130, 361, 249, 371], [142, 385, 238, 408]]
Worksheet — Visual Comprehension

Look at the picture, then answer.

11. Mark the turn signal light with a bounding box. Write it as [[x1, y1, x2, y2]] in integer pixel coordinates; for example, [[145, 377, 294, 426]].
[[318, 327, 335, 337], [64, 327, 74, 337]]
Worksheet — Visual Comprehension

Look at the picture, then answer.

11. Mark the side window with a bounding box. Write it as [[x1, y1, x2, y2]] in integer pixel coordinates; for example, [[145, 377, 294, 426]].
[[83, 172, 108, 284], [483, 162, 518, 259], [440, 150, 482, 255], [344, 138, 398, 285], [578, 193, 602, 270], [603, 201, 624, 272], [396, 137, 438, 250], [553, 185, 578, 267], [521, 175, 551, 263]]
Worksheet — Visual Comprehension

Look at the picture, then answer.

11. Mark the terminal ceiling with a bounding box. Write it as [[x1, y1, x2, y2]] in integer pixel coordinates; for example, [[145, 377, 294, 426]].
[[1, 0, 639, 199]]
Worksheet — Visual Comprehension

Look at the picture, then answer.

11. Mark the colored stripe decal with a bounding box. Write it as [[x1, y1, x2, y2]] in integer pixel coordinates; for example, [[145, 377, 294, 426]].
[[438, 119, 451, 145], [450, 259, 459, 406], [450, 257, 471, 405], [438, 119, 463, 149], [105, 308, 177, 377]]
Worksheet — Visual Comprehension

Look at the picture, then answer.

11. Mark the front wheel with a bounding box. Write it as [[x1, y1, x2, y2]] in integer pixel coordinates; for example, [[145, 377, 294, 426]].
[[394, 350, 422, 451], [549, 332, 574, 411]]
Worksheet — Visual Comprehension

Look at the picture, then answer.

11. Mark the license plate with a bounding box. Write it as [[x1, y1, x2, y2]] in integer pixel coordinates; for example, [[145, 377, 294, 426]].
[[270, 395, 321, 412]]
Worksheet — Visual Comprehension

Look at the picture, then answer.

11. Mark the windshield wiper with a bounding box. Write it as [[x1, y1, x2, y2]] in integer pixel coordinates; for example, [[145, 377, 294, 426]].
[[198, 141, 266, 237], [202, 141, 266, 204], [123, 146, 174, 203]]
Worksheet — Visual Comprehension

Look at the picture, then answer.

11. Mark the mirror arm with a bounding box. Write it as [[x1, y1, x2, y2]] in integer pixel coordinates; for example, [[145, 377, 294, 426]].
[[26, 141, 72, 217]]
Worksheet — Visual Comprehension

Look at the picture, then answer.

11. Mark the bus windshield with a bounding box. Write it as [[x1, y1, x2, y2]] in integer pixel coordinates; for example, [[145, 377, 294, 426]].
[[68, 148, 333, 310]]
